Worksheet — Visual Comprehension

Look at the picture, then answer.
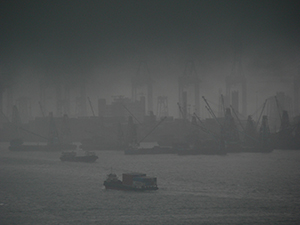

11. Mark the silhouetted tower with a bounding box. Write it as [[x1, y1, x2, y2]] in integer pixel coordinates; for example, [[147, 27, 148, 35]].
[[280, 110, 290, 130], [75, 82, 87, 117], [56, 84, 62, 116], [182, 91, 187, 119], [40, 76, 71, 118], [63, 84, 70, 115], [222, 108, 239, 142], [178, 61, 200, 118], [294, 66, 300, 116], [12, 105, 22, 125], [117, 122, 124, 147], [127, 116, 138, 147], [277, 110, 292, 143], [131, 61, 153, 113], [56, 83, 71, 117], [15, 97, 31, 123], [225, 40, 247, 116], [156, 96, 169, 118], [5, 87, 13, 120], [0, 69, 13, 118], [0, 85, 3, 115], [61, 114, 71, 143], [48, 112, 59, 145], [259, 115, 270, 146], [11, 105, 21, 138], [39, 77, 48, 116], [244, 115, 257, 145], [217, 89, 225, 117], [231, 91, 239, 114]]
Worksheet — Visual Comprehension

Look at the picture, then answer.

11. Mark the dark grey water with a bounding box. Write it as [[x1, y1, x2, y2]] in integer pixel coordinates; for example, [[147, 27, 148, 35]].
[[0, 143, 300, 224]]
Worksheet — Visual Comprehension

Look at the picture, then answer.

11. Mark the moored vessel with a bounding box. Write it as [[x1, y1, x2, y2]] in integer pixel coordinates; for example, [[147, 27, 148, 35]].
[[60, 151, 98, 162]]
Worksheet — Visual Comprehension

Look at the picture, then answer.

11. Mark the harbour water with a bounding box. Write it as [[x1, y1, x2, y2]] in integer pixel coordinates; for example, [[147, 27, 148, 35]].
[[0, 142, 300, 224]]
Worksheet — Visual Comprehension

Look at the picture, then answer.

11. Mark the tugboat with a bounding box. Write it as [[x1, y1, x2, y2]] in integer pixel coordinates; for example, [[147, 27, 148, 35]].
[[103, 172, 158, 191], [60, 151, 98, 163]]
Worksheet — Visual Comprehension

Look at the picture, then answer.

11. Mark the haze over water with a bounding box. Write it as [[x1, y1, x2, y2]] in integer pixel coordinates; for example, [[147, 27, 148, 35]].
[[1, 1, 300, 224], [0, 143, 300, 224]]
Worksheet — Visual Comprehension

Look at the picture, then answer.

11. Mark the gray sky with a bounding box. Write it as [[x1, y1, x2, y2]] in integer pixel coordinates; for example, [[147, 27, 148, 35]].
[[1, 0, 299, 117]]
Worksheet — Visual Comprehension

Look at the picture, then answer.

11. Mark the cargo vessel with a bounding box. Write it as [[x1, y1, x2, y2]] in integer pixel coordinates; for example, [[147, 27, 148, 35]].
[[60, 151, 98, 162], [103, 172, 158, 191]]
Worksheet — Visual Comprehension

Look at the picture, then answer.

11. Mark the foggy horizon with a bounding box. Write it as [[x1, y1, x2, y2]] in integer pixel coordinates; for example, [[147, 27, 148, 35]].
[[2, 2, 300, 224], [1, 0, 300, 118]]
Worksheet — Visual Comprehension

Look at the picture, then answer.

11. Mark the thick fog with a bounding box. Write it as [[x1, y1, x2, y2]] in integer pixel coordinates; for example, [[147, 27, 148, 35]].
[[1, 0, 299, 118]]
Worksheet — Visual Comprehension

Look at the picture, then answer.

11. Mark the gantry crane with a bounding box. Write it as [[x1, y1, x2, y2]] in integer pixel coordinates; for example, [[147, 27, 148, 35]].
[[131, 61, 153, 113], [178, 61, 200, 119]]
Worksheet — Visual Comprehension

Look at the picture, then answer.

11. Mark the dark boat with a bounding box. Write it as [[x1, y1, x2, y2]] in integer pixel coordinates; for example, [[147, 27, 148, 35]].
[[103, 172, 158, 191], [60, 151, 98, 162]]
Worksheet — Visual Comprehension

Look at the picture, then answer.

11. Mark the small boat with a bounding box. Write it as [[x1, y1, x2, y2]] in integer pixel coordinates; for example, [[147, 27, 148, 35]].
[[103, 172, 158, 191], [60, 151, 98, 163]]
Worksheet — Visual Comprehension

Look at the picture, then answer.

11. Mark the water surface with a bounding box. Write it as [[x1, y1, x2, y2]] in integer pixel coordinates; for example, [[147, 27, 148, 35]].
[[0, 143, 299, 224]]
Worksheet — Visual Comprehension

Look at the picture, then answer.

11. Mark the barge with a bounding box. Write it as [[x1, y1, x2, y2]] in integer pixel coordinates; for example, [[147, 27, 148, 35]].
[[103, 172, 158, 191]]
